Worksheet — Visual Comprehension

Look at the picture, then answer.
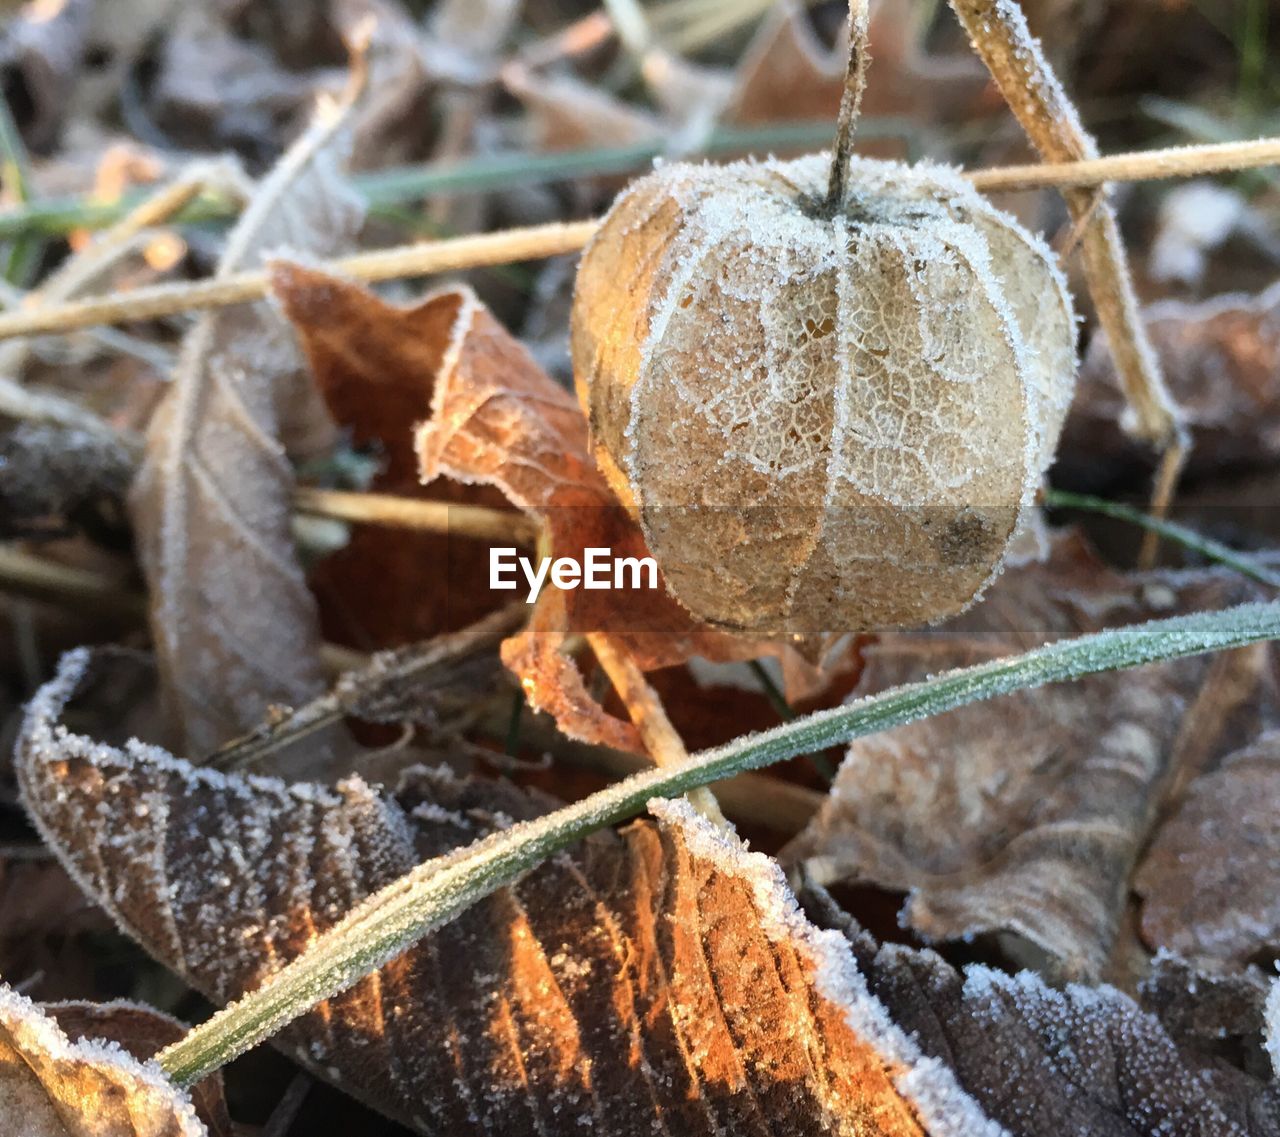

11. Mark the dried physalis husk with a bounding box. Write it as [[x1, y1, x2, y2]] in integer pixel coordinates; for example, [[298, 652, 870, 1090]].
[[571, 153, 1076, 635]]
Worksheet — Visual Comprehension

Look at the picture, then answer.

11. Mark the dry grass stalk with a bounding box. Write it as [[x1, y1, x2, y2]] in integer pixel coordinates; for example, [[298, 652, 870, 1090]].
[[0, 140, 1273, 343], [294, 486, 538, 544], [586, 631, 729, 828], [948, 0, 1184, 460]]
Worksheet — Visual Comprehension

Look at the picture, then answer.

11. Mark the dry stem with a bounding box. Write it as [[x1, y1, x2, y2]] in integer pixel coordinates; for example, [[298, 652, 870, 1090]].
[[586, 631, 729, 829], [823, 0, 871, 215], [949, 0, 1183, 458], [0, 222, 597, 340], [0, 139, 1275, 342], [294, 487, 538, 544], [0, 547, 146, 618], [968, 136, 1280, 191]]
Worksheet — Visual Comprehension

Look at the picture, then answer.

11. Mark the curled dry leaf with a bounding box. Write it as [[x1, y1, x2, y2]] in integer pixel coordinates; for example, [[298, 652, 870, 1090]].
[[43, 1003, 233, 1137], [270, 260, 524, 650], [1138, 951, 1277, 1082], [19, 648, 1006, 1137], [1135, 730, 1280, 968], [271, 264, 818, 753], [130, 81, 365, 760], [805, 891, 1280, 1137], [0, 985, 207, 1137], [785, 534, 1273, 977], [1060, 280, 1280, 485]]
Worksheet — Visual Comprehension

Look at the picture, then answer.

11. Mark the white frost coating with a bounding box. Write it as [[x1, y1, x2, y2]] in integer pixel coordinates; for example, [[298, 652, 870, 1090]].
[[961, 967, 1249, 1136], [574, 149, 1077, 635], [1266, 974, 1280, 1079], [15, 648, 369, 986], [1149, 181, 1245, 286], [414, 286, 485, 485], [0, 984, 207, 1137], [131, 78, 366, 759], [646, 797, 1008, 1137]]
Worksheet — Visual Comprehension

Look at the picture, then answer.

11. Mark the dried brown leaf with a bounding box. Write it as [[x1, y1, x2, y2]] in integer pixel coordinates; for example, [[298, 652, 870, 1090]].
[[1061, 280, 1280, 484], [1135, 730, 1280, 968], [1138, 952, 1276, 1080], [502, 61, 661, 153], [726, 1, 987, 132], [271, 265, 813, 753], [723, 0, 846, 126], [805, 890, 1280, 1137], [269, 263, 518, 652], [785, 535, 1274, 977], [129, 86, 364, 759], [18, 648, 1003, 1137], [0, 985, 207, 1137], [43, 1003, 233, 1137]]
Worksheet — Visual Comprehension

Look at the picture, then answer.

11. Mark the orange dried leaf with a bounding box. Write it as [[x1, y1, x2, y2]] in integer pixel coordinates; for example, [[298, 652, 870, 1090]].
[[0, 986, 209, 1137], [270, 263, 519, 649], [272, 265, 809, 751], [18, 650, 1002, 1137]]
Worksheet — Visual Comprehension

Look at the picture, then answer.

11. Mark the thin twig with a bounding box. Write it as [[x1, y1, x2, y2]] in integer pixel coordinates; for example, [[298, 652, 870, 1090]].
[[0, 547, 146, 618], [586, 631, 729, 828], [1139, 440, 1189, 568], [294, 487, 538, 544], [823, 0, 870, 215], [0, 222, 598, 340], [948, 0, 1184, 458], [261, 1074, 313, 1137], [0, 168, 232, 376], [0, 137, 1277, 342], [208, 605, 527, 771]]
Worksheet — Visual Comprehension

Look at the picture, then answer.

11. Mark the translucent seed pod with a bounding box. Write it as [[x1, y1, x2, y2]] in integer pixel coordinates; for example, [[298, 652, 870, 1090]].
[[571, 153, 1076, 636]]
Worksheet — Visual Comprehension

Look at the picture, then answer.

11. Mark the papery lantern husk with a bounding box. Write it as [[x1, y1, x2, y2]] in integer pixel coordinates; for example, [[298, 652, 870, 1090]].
[[572, 154, 1076, 636]]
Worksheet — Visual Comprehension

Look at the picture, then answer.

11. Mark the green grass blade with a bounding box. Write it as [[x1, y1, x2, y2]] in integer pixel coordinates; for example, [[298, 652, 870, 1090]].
[[0, 119, 915, 243], [1045, 488, 1280, 588]]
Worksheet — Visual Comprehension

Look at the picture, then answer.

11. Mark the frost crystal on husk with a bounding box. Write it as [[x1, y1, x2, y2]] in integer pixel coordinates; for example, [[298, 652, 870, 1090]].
[[572, 152, 1076, 635]]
